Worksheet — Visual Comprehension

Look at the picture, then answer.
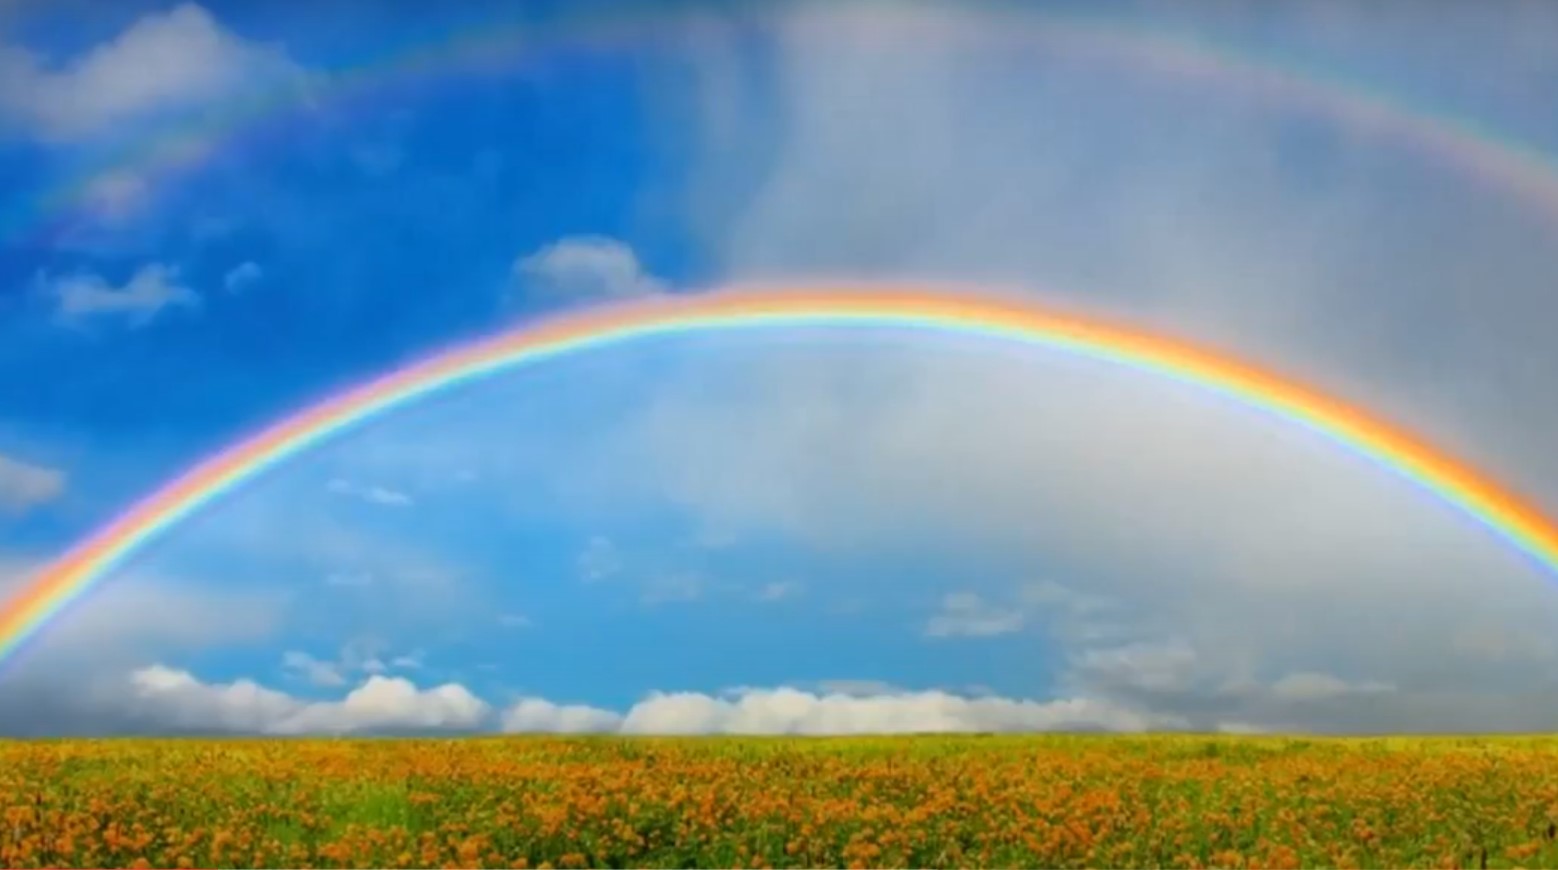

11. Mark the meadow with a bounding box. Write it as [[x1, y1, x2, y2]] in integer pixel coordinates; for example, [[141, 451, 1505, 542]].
[[5, 734, 1558, 869]]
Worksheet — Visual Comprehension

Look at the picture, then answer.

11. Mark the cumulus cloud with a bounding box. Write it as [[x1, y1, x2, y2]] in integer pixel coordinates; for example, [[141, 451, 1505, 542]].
[[496, 686, 1174, 735], [617, 687, 1171, 734], [17, 658, 1182, 736], [5, 654, 1555, 735], [512, 236, 668, 305], [0, 3, 307, 141], [127, 668, 489, 735], [0, 453, 64, 514], [43, 263, 199, 327], [501, 697, 623, 733]]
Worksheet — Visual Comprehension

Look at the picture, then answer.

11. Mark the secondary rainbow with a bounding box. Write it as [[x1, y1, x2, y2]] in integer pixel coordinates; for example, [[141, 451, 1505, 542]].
[[4, 284, 1558, 668], [11, 8, 1558, 248]]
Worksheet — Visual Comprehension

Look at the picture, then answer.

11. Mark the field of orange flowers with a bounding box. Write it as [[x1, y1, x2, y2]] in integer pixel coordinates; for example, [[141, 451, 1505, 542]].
[[4, 734, 1558, 868]]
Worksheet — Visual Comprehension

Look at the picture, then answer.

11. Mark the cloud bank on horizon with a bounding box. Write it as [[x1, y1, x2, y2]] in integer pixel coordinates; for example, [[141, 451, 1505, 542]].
[[3, 0, 1558, 736]]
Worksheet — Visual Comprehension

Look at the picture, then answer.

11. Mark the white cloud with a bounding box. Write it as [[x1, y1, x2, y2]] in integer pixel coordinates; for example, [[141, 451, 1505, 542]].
[[500, 697, 623, 733], [363, 486, 413, 507], [0, 453, 64, 514], [505, 685, 1175, 735], [923, 591, 1025, 638], [4, 658, 1555, 735], [43, 263, 198, 327], [0, 3, 307, 141], [512, 236, 668, 304], [614, 687, 1172, 734], [223, 261, 262, 293], [128, 668, 489, 735]]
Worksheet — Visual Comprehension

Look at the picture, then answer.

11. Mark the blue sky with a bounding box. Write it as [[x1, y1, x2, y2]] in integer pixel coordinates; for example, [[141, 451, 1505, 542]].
[[4, 0, 1558, 735]]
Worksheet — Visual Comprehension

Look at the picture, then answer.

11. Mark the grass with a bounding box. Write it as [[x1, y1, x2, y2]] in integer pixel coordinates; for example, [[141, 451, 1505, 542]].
[[4, 734, 1558, 867]]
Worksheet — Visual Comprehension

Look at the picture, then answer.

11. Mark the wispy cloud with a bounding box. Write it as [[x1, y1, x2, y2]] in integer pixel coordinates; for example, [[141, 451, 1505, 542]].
[[281, 640, 423, 689], [0, 453, 64, 515], [326, 478, 415, 508], [223, 261, 262, 293], [42, 263, 199, 328], [923, 592, 1025, 639], [281, 650, 347, 688]]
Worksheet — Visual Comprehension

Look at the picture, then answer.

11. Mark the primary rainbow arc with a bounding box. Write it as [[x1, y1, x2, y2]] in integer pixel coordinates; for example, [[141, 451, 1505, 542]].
[[3, 284, 1558, 669]]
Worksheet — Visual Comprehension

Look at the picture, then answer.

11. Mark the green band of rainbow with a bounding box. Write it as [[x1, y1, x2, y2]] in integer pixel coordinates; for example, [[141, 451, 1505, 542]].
[[3, 284, 1557, 668]]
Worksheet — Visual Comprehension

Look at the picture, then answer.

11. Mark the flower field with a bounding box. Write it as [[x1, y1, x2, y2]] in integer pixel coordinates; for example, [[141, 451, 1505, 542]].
[[5, 734, 1558, 868]]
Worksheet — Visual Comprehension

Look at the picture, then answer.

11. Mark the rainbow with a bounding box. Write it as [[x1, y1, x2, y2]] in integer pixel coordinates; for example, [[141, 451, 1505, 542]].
[[4, 284, 1558, 668], [10, 6, 1558, 248]]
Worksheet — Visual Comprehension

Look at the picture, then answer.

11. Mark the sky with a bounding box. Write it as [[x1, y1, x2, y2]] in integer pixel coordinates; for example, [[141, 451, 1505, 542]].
[[3, 0, 1558, 736]]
